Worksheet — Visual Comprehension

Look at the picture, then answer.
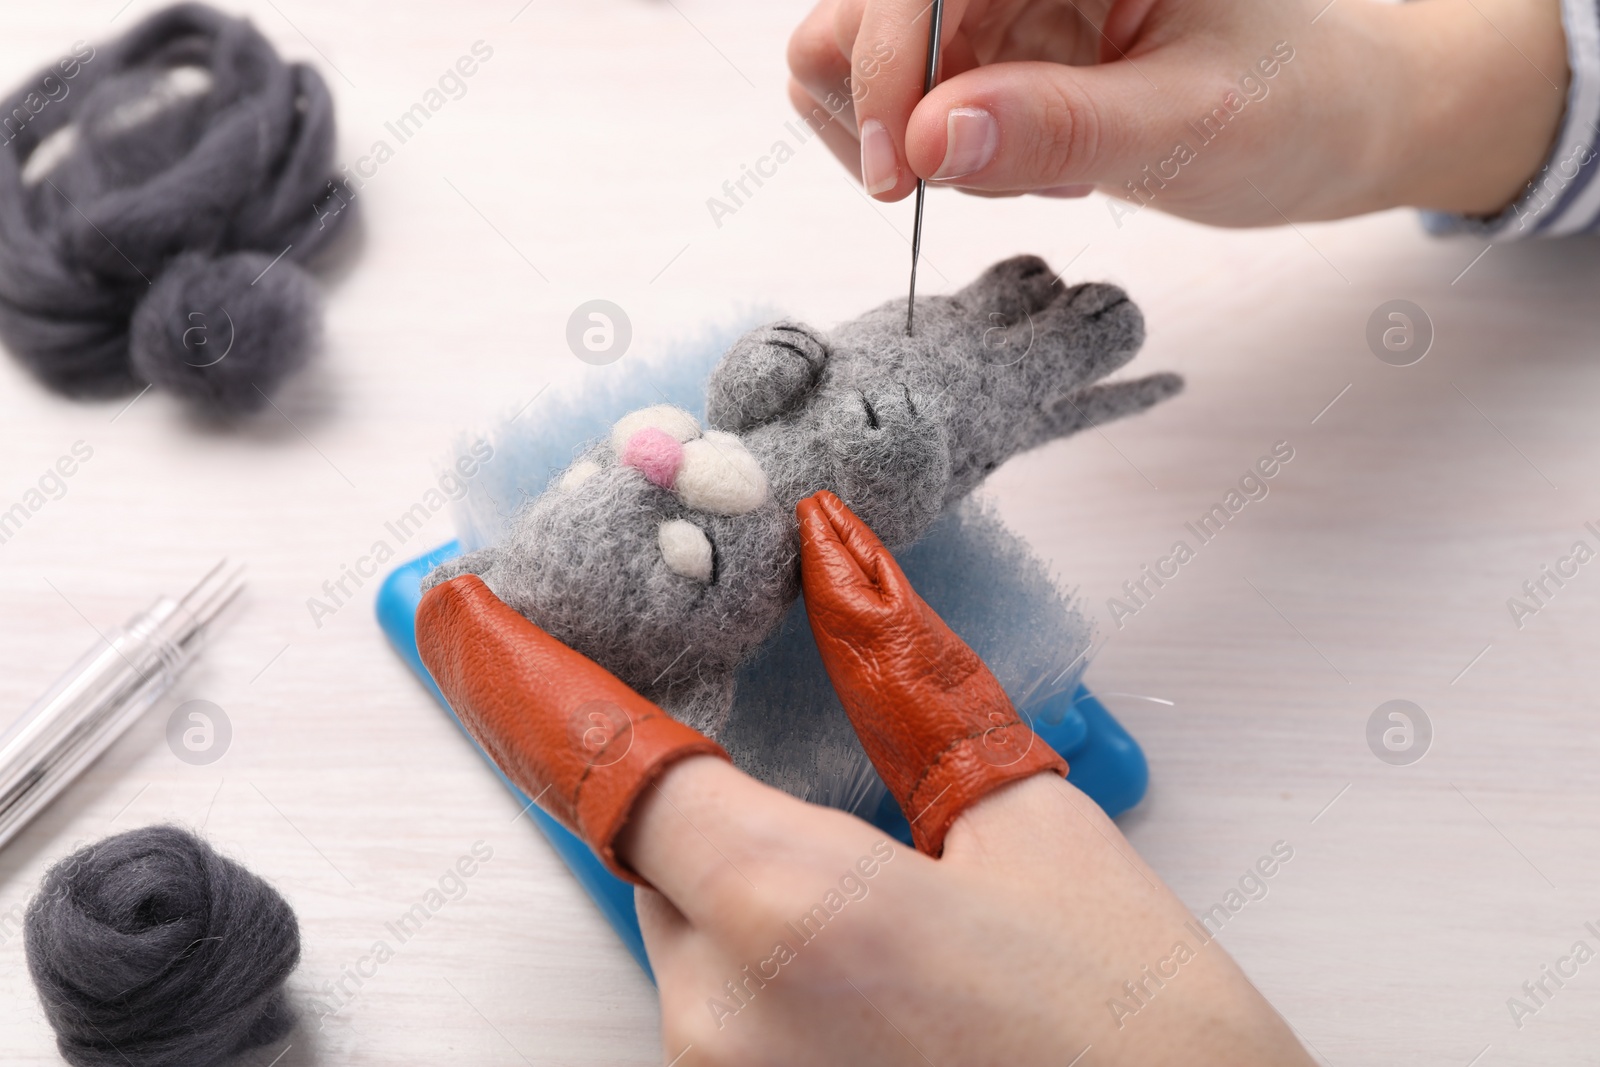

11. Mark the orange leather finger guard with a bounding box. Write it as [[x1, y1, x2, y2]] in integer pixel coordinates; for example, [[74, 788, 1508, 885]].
[[799, 491, 1068, 857], [416, 574, 729, 885]]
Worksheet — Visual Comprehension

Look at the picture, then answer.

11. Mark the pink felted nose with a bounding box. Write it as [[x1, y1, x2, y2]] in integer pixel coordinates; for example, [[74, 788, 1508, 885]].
[[620, 427, 684, 489]]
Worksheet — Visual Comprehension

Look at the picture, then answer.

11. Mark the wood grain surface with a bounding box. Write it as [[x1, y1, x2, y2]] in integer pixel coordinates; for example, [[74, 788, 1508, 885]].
[[0, 2, 1596, 1064]]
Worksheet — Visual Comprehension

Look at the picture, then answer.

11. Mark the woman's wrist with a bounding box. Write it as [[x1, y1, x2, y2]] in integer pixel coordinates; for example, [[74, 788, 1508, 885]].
[[1374, 0, 1568, 217]]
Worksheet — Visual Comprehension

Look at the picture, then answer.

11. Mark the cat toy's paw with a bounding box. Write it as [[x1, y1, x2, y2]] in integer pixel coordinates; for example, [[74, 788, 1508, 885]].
[[656, 673, 737, 739], [1047, 372, 1185, 436], [956, 254, 1064, 322], [1042, 280, 1146, 384], [952, 255, 1145, 386], [823, 385, 949, 546], [421, 545, 500, 592], [707, 320, 831, 433]]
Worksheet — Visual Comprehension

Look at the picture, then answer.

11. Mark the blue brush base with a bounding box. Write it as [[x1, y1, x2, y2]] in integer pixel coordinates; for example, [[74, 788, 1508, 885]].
[[377, 541, 1148, 978]]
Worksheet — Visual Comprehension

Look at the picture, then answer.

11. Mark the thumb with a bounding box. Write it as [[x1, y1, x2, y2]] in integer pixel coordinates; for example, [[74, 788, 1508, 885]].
[[905, 57, 1191, 193]]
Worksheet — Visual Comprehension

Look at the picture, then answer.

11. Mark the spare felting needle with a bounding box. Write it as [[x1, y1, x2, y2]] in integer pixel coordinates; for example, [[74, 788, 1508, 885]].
[[0, 562, 244, 850], [906, 0, 947, 337]]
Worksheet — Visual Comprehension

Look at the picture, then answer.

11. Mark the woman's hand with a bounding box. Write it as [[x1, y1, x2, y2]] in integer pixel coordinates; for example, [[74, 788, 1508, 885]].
[[417, 493, 1314, 1066], [787, 0, 1568, 224], [622, 757, 1312, 1066]]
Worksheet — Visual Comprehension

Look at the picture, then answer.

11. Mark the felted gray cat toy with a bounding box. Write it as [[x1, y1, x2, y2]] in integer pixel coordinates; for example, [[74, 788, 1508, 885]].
[[424, 254, 1182, 737]]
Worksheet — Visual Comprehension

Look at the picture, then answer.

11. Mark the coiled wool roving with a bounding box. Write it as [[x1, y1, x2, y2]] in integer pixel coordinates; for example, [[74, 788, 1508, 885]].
[[24, 825, 301, 1067], [0, 3, 354, 415]]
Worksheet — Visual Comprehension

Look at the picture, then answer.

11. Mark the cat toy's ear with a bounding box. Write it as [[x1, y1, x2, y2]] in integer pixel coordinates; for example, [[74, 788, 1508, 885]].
[[706, 320, 832, 433], [421, 545, 501, 592]]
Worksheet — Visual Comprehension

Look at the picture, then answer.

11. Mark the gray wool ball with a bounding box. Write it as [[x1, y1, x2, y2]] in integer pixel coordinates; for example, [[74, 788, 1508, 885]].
[[427, 255, 1183, 740], [130, 250, 318, 414], [24, 825, 301, 1067]]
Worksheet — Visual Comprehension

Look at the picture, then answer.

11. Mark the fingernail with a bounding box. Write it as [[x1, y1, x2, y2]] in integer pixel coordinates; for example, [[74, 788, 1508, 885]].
[[860, 119, 898, 195], [1034, 184, 1096, 199], [931, 107, 998, 180]]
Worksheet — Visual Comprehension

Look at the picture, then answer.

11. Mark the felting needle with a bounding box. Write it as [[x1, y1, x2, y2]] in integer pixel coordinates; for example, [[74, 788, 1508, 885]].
[[905, 0, 947, 337], [0, 563, 244, 850]]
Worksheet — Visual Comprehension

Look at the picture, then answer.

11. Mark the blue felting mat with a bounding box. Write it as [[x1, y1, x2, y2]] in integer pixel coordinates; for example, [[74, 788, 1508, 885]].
[[377, 541, 1149, 978]]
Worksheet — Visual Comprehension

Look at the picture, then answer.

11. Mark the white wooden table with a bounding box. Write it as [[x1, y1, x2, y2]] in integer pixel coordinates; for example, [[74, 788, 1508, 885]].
[[2, 2, 1597, 1064]]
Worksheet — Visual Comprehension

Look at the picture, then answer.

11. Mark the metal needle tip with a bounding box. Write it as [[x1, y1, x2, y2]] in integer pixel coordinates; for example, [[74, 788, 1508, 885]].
[[178, 559, 246, 643], [904, 0, 945, 337]]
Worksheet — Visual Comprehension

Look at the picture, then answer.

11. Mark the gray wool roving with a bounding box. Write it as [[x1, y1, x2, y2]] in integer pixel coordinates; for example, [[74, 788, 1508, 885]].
[[0, 3, 353, 415], [24, 825, 300, 1067], [426, 255, 1182, 739]]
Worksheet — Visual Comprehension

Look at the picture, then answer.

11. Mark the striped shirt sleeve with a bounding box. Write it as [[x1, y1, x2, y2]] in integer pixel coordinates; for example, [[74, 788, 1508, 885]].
[[1422, 0, 1600, 239]]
